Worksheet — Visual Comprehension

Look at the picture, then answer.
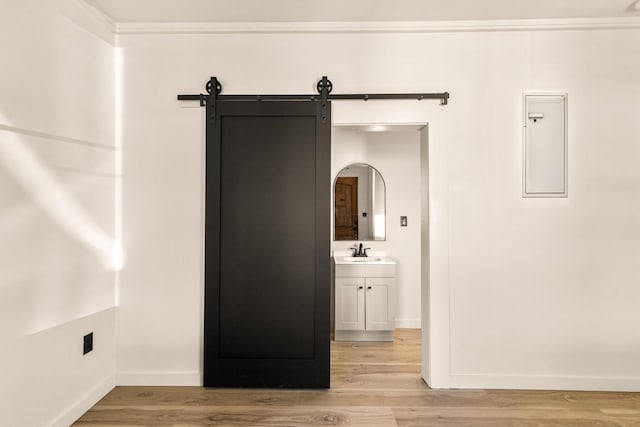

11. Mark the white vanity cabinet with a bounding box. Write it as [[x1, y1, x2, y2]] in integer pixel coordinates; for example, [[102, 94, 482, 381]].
[[334, 258, 397, 342]]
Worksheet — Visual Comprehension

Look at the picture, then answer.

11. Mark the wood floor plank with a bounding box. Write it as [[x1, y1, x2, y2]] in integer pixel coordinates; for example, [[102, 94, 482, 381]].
[[485, 389, 640, 411], [77, 406, 397, 427], [180, 405, 397, 427], [90, 386, 494, 409], [75, 407, 184, 426], [392, 407, 638, 427], [74, 329, 640, 426], [331, 362, 423, 390]]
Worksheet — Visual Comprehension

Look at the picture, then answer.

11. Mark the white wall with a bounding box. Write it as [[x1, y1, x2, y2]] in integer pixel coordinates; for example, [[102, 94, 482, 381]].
[[0, 0, 117, 424], [332, 127, 422, 328], [116, 24, 640, 390]]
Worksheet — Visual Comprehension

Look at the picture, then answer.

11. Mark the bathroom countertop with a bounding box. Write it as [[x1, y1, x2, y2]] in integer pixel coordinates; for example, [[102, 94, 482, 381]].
[[332, 255, 396, 265]]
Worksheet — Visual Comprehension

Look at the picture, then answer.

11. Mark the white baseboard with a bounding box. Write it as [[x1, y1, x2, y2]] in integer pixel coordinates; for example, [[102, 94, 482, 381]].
[[446, 373, 640, 392], [117, 371, 202, 386], [49, 373, 115, 427], [395, 318, 421, 328]]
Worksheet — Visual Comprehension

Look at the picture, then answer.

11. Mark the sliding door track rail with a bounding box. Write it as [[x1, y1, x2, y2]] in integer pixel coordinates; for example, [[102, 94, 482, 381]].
[[178, 76, 449, 124]]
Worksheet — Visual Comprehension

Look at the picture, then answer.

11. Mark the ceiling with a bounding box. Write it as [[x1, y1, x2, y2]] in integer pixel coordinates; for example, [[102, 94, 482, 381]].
[[86, 0, 640, 23]]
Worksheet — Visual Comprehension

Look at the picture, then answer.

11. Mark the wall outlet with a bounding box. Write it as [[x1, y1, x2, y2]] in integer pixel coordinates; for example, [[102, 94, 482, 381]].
[[83, 332, 93, 355], [400, 216, 408, 227]]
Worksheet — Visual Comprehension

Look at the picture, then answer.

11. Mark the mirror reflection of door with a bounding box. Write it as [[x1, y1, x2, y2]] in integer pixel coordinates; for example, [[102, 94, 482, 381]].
[[334, 177, 358, 240], [334, 163, 386, 241]]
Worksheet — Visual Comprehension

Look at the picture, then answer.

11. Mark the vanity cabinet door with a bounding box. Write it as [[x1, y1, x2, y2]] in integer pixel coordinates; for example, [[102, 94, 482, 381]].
[[364, 277, 396, 331], [335, 277, 365, 331]]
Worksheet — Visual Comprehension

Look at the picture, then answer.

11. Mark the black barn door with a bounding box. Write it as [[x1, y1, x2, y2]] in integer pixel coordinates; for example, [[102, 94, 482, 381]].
[[204, 100, 331, 388]]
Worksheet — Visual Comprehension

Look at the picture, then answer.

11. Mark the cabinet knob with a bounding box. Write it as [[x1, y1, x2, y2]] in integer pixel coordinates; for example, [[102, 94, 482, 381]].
[[367, 286, 372, 290], [358, 286, 364, 290]]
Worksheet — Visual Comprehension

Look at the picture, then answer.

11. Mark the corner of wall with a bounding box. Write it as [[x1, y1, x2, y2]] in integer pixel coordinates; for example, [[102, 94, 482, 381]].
[[55, 0, 116, 45], [49, 373, 116, 427]]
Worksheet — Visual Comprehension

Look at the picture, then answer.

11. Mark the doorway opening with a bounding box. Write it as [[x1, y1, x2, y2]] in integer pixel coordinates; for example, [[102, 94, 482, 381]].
[[330, 123, 430, 385]]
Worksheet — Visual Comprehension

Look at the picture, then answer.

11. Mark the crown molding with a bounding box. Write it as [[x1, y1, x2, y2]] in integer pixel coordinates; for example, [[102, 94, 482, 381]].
[[77, 0, 116, 33], [73, 0, 116, 33], [115, 17, 640, 35], [64, 0, 116, 43]]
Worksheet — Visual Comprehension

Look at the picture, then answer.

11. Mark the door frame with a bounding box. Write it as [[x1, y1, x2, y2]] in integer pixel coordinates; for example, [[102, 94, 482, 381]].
[[330, 101, 452, 389]]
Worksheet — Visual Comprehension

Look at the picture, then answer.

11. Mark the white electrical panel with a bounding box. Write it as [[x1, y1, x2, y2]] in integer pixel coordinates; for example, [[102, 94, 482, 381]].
[[523, 93, 567, 197]]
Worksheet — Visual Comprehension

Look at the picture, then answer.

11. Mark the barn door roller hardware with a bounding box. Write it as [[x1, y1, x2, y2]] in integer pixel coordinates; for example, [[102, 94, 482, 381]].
[[177, 76, 451, 123]]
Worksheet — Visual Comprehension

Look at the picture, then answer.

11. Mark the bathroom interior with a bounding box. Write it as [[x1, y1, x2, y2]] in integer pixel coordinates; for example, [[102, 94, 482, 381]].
[[330, 125, 426, 345]]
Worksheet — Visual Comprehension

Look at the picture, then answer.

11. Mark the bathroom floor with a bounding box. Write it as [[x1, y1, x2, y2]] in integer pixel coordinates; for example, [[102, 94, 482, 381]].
[[75, 329, 640, 426]]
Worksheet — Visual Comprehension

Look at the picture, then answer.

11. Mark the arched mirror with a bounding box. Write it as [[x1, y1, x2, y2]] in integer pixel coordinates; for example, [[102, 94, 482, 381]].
[[334, 163, 386, 241]]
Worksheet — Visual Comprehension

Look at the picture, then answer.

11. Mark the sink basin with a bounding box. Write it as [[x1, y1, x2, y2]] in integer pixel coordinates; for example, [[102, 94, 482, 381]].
[[343, 257, 382, 262]]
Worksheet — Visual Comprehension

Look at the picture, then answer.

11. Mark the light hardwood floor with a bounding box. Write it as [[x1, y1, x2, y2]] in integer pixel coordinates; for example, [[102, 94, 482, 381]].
[[75, 329, 640, 426]]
